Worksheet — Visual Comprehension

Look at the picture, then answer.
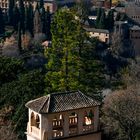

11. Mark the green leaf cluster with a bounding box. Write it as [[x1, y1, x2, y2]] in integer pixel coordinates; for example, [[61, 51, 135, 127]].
[[45, 9, 105, 97], [0, 56, 45, 139]]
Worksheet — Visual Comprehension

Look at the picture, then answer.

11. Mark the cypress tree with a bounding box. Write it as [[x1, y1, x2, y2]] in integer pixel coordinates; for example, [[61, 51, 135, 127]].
[[17, 22, 22, 53], [39, 0, 44, 9], [46, 9, 51, 40], [106, 10, 114, 30], [25, 3, 34, 36], [8, 0, 15, 25], [98, 9, 106, 29], [28, 3, 34, 36], [19, 0, 25, 33], [0, 7, 5, 35], [25, 4, 28, 31], [96, 8, 102, 28], [40, 6, 46, 34], [115, 12, 121, 21], [34, 3, 42, 34], [13, 5, 20, 31]]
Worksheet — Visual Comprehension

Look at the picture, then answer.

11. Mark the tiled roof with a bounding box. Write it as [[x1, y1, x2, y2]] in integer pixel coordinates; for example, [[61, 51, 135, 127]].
[[130, 25, 140, 30], [25, 91, 100, 114], [84, 27, 109, 34]]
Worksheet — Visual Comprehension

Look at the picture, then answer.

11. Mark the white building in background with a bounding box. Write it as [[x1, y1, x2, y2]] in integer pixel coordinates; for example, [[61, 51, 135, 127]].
[[0, 0, 9, 12], [125, 2, 140, 24], [25, 91, 101, 140], [84, 27, 110, 44]]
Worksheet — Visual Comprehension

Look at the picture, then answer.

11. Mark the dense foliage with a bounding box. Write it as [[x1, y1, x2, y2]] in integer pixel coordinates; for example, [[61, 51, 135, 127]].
[[45, 9, 105, 97], [0, 7, 5, 35], [0, 56, 45, 139], [102, 84, 140, 140]]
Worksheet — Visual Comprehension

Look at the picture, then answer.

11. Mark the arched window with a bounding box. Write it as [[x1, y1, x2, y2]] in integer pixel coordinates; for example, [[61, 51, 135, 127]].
[[52, 114, 63, 127], [52, 114, 63, 138], [36, 114, 40, 129], [31, 112, 35, 126], [69, 112, 78, 125]]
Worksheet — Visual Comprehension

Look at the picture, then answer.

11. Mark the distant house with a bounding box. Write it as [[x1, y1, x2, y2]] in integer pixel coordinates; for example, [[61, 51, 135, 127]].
[[33, 0, 57, 14], [130, 25, 140, 56], [25, 91, 101, 140], [0, 0, 76, 13], [0, 0, 8, 12], [125, 2, 140, 25], [84, 27, 110, 44]]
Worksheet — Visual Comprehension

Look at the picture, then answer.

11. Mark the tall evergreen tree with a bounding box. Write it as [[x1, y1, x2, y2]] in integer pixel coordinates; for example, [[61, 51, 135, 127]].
[[39, 0, 44, 9], [25, 4, 29, 31], [19, 0, 25, 33], [0, 7, 5, 35], [45, 9, 105, 97], [40, 6, 46, 34], [106, 10, 114, 30], [25, 3, 34, 36], [28, 3, 34, 36], [18, 22, 22, 53], [8, 0, 15, 25], [46, 9, 51, 40], [13, 5, 20, 31], [76, 0, 91, 22], [98, 9, 106, 29], [34, 3, 42, 34], [96, 8, 102, 28]]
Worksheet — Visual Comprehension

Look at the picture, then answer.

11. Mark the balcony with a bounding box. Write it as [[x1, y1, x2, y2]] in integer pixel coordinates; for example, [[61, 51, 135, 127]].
[[52, 130, 63, 139], [69, 127, 78, 135], [83, 124, 94, 133], [31, 126, 40, 137], [52, 120, 63, 130], [69, 116, 78, 127]]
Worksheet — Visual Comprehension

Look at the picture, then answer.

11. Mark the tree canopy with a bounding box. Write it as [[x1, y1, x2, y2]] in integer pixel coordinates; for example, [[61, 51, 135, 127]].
[[102, 84, 140, 140], [0, 7, 5, 35], [45, 8, 105, 97], [0, 56, 45, 139]]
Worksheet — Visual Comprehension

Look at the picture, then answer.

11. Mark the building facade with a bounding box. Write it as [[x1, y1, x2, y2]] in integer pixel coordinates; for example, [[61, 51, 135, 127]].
[[130, 25, 140, 56], [0, 0, 9, 12], [125, 2, 140, 25], [0, 0, 57, 13], [84, 27, 110, 44], [25, 91, 101, 140]]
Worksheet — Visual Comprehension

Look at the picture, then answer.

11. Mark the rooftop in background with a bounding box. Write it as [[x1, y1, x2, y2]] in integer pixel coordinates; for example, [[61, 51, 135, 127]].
[[84, 27, 109, 34], [130, 25, 140, 30], [26, 91, 100, 114]]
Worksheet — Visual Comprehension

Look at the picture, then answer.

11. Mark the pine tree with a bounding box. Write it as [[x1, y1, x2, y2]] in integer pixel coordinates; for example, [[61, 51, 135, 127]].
[[45, 9, 105, 97], [0, 7, 5, 35], [13, 5, 20, 31], [8, 0, 15, 25]]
